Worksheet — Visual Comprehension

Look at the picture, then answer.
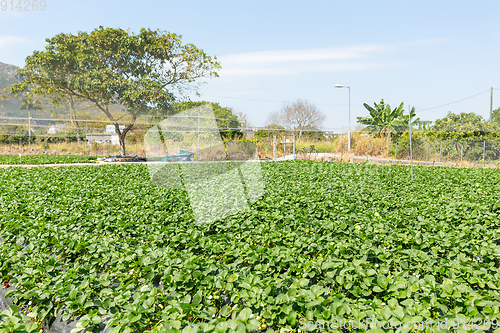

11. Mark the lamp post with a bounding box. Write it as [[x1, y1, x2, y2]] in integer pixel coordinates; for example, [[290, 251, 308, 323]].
[[335, 84, 351, 151]]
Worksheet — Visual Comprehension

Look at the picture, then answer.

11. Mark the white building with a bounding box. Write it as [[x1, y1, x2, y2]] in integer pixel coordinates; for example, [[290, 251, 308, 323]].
[[86, 133, 120, 145], [47, 125, 66, 134], [86, 125, 125, 144]]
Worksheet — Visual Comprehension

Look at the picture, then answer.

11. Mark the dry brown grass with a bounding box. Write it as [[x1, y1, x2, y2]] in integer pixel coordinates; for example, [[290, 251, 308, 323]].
[[331, 133, 389, 157]]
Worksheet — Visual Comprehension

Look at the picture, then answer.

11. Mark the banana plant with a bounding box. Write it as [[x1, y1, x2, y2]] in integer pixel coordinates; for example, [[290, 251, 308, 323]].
[[357, 100, 419, 141]]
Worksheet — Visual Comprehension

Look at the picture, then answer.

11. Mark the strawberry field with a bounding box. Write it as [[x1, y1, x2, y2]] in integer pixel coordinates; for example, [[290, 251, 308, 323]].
[[0, 154, 97, 165], [1, 161, 500, 332]]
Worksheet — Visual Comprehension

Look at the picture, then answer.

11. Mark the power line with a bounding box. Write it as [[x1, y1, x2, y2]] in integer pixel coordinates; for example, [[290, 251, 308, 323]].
[[0, 115, 241, 124], [201, 91, 497, 113], [417, 90, 490, 113], [198, 94, 364, 108]]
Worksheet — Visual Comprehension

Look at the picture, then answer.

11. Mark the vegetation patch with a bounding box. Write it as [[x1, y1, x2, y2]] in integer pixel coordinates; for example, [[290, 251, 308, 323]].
[[1, 162, 500, 332], [0, 154, 97, 165]]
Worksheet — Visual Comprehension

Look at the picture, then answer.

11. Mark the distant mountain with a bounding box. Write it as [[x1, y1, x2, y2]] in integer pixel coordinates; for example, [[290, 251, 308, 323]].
[[0, 61, 21, 90], [0, 62, 59, 119], [0, 62, 22, 116], [0, 61, 129, 127]]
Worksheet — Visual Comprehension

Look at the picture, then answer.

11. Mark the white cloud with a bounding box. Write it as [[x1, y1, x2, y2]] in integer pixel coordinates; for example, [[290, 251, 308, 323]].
[[400, 38, 448, 47], [221, 44, 389, 64], [0, 35, 29, 50], [217, 44, 398, 77]]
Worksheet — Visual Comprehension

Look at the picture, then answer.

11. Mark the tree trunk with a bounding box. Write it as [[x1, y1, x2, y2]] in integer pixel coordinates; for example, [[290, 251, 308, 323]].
[[115, 113, 137, 156], [118, 131, 127, 156], [75, 126, 81, 145], [68, 96, 82, 145], [90, 102, 137, 156]]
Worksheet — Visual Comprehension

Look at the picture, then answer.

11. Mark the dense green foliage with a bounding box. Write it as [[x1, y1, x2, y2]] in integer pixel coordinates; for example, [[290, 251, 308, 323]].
[[1, 162, 500, 332], [429, 112, 498, 139], [10, 27, 221, 154], [166, 101, 242, 140], [358, 100, 418, 136], [0, 154, 96, 164], [0, 305, 39, 333]]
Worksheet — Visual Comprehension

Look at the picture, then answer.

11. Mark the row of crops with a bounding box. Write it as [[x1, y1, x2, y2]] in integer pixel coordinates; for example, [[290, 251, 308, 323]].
[[1, 162, 500, 332], [0, 155, 97, 165]]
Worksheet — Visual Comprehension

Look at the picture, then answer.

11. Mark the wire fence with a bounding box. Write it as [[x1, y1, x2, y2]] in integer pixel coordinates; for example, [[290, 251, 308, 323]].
[[1, 115, 500, 168]]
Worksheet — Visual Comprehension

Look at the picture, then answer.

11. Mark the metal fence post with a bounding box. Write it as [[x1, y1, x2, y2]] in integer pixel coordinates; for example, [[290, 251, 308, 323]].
[[409, 107, 413, 181], [267, 131, 270, 154], [273, 135, 277, 160], [315, 131, 317, 151], [283, 136, 285, 157], [28, 111, 31, 155], [483, 141, 486, 167], [387, 136, 389, 159], [439, 140, 442, 162], [394, 142, 398, 163], [461, 145, 463, 168]]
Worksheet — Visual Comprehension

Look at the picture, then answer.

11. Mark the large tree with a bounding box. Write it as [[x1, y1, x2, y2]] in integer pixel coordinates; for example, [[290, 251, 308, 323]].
[[10, 27, 221, 154], [429, 112, 500, 159], [430, 112, 498, 141], [491, 107, 500, 126], [266, 99, 325, 139]]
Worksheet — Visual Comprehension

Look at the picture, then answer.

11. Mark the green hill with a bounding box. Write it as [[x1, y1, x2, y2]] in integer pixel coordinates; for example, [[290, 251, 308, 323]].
[[0, 61, 21, 90], [0, 61, 22, 116]]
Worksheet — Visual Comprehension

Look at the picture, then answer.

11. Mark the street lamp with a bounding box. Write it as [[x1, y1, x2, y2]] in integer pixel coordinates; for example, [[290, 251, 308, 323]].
[[335, 84, 351, 151]]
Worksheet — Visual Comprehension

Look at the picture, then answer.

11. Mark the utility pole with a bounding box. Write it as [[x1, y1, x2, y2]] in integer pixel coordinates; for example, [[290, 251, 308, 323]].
[[490, 87, 494, 121], [335, 84, 351, 151]]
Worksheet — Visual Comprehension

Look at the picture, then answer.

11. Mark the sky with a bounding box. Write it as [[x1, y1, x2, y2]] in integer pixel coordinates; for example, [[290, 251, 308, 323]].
[[1, 0, 500, 131]]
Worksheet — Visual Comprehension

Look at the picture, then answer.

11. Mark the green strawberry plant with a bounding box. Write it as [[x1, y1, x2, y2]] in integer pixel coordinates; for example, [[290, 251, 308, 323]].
[[0, 154, 97, 165], [1, 162, 500, 332]]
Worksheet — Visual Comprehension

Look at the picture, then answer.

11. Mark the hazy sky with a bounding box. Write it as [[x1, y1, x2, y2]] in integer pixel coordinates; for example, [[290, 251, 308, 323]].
[[1, 0, 500, 131]]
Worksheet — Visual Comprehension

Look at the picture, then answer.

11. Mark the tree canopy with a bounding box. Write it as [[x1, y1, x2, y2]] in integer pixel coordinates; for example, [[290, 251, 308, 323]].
[[490, 107, 500, 127], [10, 27, 221, 154], [165, 101, 241, 139], [429, 112, 497, 139], [19, 90, 42, 113], [266, 99, 325, 139]]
